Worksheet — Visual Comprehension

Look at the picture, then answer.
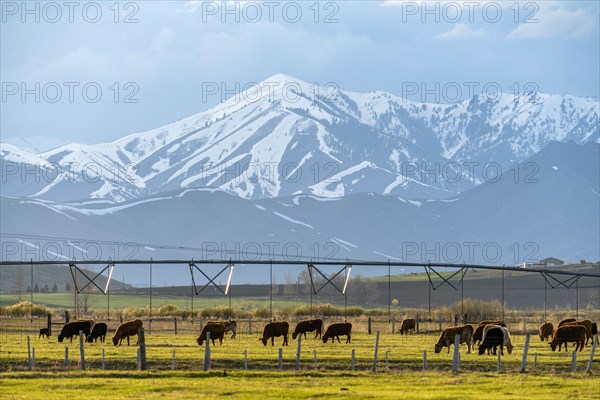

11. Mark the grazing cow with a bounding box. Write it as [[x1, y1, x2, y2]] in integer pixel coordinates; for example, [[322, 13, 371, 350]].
[[434, 325, 474, 354], [39, 328, 50, 339], [260, 322, 289, 346], [539, 322, 554, 342], [473, 321, 506, 346], [112, 319, 143, 346], [564, 319, 593, 346], [207, 320, 237, 339], [197, 323, 225, 346], [58, 320, 93, 343], [292, 319, 323, 340], [482, 325, 514, 354], [322, 322, 352, 344], [558, 317, 576, 327], [550, 325, 586, 352], [87, 323, 108, 343], [478, 327, 504, 355], [399, 318, 416, 335]]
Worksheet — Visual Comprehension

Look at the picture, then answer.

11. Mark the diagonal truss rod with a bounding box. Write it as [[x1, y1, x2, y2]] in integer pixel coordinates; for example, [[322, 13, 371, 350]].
[[189, 262, 233, 295], [425, 265, 467, 290], [307, 263, 351, 295], [541, 272, 582, 289], [69, 262, 114, 295]]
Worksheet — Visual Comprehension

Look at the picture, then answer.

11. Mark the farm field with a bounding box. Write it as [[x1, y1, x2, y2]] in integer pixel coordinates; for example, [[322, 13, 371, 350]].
[[1, 320, 599, 399]]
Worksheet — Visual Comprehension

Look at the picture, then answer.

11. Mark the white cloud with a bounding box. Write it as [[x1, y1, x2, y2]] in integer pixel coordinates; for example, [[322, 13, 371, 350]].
[[506, 3, 597, 40], [436, 23, 486, 40]]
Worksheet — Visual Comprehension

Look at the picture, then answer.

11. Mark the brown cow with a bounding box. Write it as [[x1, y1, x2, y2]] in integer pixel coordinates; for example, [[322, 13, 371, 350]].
[[39, 328, 50, 339], [260, 321, 289, 346], [322, 322, 352, 344], [292, 319, 323, 340], [473, 320, 506, 346], [564, 319, 593, 345], [112, 319, 143, 346], [539, 322, 554, 342], [550, 325, 586, 352], [558, 317, 576, 327], [592, 322, 599, 344], [434, 325, 474, 354], [207, 320, 237, 339], [399, 318, 416, 335], [197, 323, 225, 346]]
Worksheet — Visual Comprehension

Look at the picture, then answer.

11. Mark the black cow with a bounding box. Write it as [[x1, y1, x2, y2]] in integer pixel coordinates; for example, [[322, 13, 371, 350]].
[[478, 327, 503, 355], [87, 323, 108, 343], [292, 319, 323, 340], [260, 322, 289, 346], [58, 320, 93, 343], [322, 323, 352, 344]]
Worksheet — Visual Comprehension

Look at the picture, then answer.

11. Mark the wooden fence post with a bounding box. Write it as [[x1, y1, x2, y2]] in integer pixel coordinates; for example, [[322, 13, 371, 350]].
[[203, 331, 211, 371], [65, 347, 68, 368], [79, 330, 86, 370], [295, 334, 302, 370], [416, 314, 420, 332], [174, 318, 178, 335], [368, 317, 372, 335], [372, 330, 380, 372], [32, 348, 35, 369], [586, 334, 597, 373], [47, 314, 52, 336], [497, 348, 501, 372], [27, 336, 32, 371], [534, 352, 537, 370], [451, 334, 460, 373], [65, 310, 70, 323], [249, 319, 252, 335], [278, 348, 283, 370], [392, 318, 395, 334], [520, 333, 530, 373], [138, 328, 146, 371], [571, 350, 577, 372]]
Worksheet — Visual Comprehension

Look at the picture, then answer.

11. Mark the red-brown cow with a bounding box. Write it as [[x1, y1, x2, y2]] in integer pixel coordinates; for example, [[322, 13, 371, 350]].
[[399, 318, 416, 335], [434, 325, 474, 354], [550, 325, 586, 352], [112, 319, 143, 346], [539, 322, 554, 342]]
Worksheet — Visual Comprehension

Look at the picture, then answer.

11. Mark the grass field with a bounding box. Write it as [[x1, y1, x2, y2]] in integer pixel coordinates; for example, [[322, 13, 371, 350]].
[[1, 319, 599, 399]]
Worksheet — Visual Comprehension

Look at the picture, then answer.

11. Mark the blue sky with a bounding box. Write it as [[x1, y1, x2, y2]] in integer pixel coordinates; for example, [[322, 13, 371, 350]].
[[1, 0, 599, 145]]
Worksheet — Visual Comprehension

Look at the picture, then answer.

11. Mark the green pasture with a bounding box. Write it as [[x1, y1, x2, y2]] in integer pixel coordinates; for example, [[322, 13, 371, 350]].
[[1, 320, 599, 399]]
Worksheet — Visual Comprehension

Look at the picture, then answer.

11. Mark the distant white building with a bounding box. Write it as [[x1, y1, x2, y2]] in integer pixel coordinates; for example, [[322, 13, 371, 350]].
[[539, 257, 564, 266]]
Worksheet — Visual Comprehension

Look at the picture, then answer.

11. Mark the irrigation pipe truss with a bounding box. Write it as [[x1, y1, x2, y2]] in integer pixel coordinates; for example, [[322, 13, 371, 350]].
[[2, 259, 599, 278]]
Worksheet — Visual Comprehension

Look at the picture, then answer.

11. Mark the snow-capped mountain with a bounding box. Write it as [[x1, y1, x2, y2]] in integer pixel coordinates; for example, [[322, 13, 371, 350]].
[[1, 74, 598, 203], [1, 141, 597, 284]]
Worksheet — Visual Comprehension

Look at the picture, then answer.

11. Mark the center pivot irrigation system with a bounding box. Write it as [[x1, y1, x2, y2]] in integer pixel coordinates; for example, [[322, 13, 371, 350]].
[[4, 258, 600, 322]]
